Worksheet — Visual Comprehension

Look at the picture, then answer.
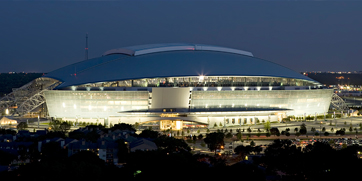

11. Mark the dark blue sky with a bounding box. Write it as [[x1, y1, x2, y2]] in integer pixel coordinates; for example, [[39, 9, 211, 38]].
[[1, 1, 362, 73]]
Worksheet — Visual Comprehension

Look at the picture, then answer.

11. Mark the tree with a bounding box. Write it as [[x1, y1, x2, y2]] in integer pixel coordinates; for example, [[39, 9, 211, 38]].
[[138, 129, 159, 139], [17, 122, 28, 130], [204, 132, 225, 155], [206, 128, 210, 133], [234, 145, 252, 159], [214, 123, 217, 128], [197, 129, 200, 134], [247, 127, 252, 133], [264, 121, 271, 132], [266, 132, 271, 137], [322, 127, 326, 132], [324, 132, 329, 136], [331, 127, 334, 132], [236, 132, 243, 141], [49, 120, 62, 131], [225, 132, 233, 139], [198, 134, 203, 140], [270, 127, 280, 136], [112, 123, 136, 132], [311, 127, 316, 133], [294, 127, 298, 133], [219, 122, 223, 127], [84, 130, 100, 142], [134, 122, 140, 130], [59, 122, 71, 133], [299, 123, 307, 135], [285, 132, 290, 137], [349, 126, 353, 133], [250, 140, 255, 147], [154, 135, 191, 152], [252, 146, 263, 155]]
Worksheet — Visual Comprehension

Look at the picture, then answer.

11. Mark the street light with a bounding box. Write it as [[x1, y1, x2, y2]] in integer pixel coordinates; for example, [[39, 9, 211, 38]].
[[320, 122, 322, 139]]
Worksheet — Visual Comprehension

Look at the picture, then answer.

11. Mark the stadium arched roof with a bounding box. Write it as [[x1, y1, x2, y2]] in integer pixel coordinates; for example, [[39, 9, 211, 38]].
[[44, 43, 317, 88]]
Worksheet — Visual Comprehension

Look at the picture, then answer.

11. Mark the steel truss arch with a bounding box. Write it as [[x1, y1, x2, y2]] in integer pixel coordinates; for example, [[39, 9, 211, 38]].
[[0, 77, 61, 116], [330, 93, 349, 111]]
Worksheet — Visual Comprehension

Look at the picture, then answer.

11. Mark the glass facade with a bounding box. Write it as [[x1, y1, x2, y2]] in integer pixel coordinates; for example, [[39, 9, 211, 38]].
[[44, 90, 149, 118], [71, 76, 318, 89], [45, 88, 333, 120], [190, 89, 333, 116]]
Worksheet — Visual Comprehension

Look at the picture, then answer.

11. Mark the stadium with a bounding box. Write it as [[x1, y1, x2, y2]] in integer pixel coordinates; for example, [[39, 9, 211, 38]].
[[0, 43, 335, 130]]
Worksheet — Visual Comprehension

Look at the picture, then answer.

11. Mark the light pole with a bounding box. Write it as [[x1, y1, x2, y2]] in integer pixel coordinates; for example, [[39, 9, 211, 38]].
[[334, 111, 336, 129], [224, 116, 226, 128], [320, 121, 322, 139], [341, 110, 343, 118]]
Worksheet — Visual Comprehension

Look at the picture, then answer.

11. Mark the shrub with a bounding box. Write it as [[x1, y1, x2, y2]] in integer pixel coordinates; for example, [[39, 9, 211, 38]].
[[225, 132, 233, 138]]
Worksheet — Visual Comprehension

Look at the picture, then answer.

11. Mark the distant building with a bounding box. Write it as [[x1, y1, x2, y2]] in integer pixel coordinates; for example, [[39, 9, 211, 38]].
[[0, 116, 17, 126]]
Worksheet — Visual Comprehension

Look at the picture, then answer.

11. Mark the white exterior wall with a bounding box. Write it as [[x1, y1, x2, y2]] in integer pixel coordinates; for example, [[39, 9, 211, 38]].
[[45, 88, 333, 127]]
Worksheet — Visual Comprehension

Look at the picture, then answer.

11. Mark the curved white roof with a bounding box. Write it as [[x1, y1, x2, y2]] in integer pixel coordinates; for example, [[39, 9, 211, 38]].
[[103, 43, 254, 57], [44, 43, 317, 88]]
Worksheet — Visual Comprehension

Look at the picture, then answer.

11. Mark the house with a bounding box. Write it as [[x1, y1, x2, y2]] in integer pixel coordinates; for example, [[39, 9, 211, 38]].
[[130, 138, 157, 152]]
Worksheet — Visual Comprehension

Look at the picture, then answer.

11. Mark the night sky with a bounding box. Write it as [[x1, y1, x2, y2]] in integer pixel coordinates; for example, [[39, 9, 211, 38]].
[[1, 1, 362, 73]]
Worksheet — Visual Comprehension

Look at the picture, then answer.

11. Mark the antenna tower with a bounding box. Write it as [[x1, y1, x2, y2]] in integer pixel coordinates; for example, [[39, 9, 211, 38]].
[[85, 33, 88, 60]]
